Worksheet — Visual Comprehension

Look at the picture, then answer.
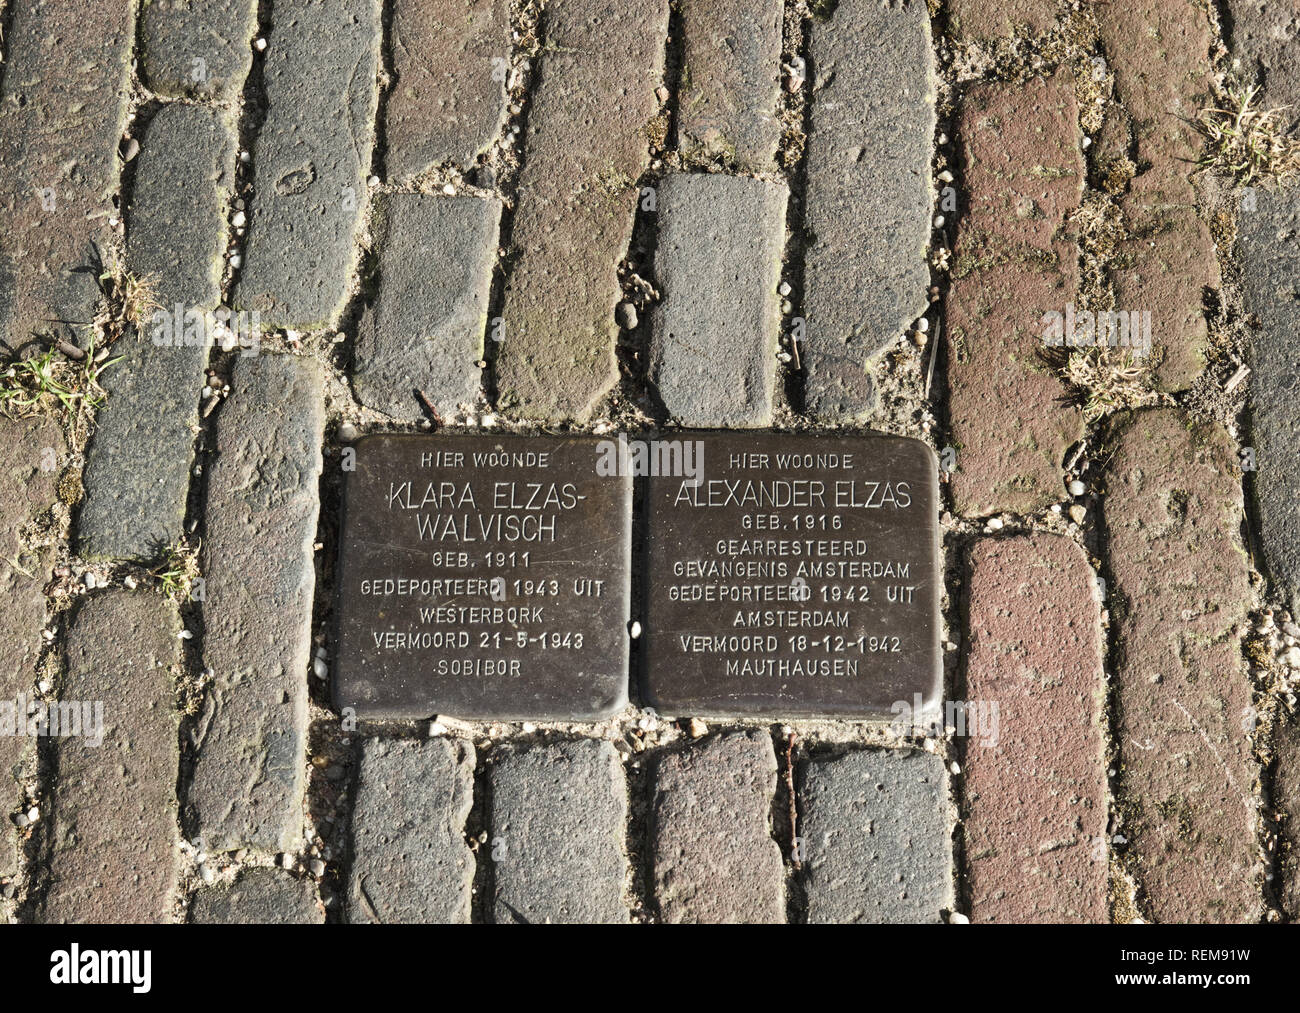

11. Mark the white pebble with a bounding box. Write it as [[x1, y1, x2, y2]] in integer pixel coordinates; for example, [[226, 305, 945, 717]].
[[1068, 479, 1086, 496], [231, 210, 247, 228], [312, 657, 328, 681], [629, 620, 642, 639], [254, 37, 267, 52]]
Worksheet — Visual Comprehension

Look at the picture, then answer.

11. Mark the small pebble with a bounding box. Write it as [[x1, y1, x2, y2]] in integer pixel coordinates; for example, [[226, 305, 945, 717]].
[[688, 717, 708, 738], [617, 302, 638, 330], [1069, 504, 1087, 524], [1068, 479, 1086, 496]]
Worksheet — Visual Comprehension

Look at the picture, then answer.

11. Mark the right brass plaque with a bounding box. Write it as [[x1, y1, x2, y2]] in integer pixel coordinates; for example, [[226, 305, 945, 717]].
[[642, 432, 941, 717]]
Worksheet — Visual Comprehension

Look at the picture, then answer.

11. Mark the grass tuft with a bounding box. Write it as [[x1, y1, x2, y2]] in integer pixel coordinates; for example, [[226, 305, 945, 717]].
[[1196, 86, 1300, 187]]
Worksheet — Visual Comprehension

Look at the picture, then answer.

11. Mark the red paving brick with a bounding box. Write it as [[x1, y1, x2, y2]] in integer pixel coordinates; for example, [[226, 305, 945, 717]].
[[945, 73, 1085, 516], [1096, 0, 1219, 390], [963, 534, 1108, 923], [1106, 410, 1258, 923]]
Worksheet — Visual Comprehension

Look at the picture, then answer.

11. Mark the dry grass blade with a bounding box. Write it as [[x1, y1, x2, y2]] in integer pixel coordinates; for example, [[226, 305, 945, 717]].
[[1196, 86, 1300, 187], [1060, 347, 1163, 422]]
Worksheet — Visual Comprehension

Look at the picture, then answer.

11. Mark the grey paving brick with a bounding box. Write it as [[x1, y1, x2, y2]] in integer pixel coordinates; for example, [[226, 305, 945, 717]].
[[233, 0, 381, 329], [802, 0, 934, 419], [651, 732, 785, 924], [190, 868, 323, 924], [799, 749, 952, 924], [347, 737, 475, 924], [189, 354, 324, 853], [39, 592, 182, 923], [488, 739, 629, 923], [0, 0, 134, 350], [1237, 182, 1300, 616], [385, 0, 511, 178], [139, 0, 258, 100], [1227, 0, 1300, 132], [79, 104, 239, 562], [0, 419, 63, 878], [647, 174, 786, 427], [495, 0, 669, 421], [677, 0, 783, 171], [353, 194, 500, 420]]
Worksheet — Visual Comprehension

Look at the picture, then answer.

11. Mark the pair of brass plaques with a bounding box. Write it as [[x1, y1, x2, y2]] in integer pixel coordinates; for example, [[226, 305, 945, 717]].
[[333, 433, 940, 720]]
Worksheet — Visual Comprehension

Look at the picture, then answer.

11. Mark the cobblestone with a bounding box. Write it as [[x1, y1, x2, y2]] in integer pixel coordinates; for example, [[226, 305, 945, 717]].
[[0, 0, 134, 349], [945, 73, 1084, 516], [190, 868, 323, 924], [1097, 0, 1219, 390], [347, 738, 476, 924], [352, 195, 500, 420], [495, 0, 670, 420], [799, 749, 952, 923], [488, 740, 629, 923], [233, 0, 381, 329], [802, 0, 934, 419], [647, 174, 786, 427], [385, 0, 511, 178], [1236, 182, 1300, 615], [139, 0, 258, 100], [39, 592, 181, 923], [677, 0, 783, 172], [79, 104, 238, 562], [189, 355, 324, 854], [1226, 0, 1300, 131], [651, 732, 785, 923], [0, 419, 62, 878]]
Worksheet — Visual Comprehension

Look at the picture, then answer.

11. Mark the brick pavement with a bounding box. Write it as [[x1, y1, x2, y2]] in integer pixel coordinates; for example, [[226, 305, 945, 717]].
[[0, 0, 1288, 926]]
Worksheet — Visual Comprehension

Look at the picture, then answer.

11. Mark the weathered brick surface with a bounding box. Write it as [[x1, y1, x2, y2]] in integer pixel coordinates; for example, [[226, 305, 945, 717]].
[[0, 419, 62, 878], [79, 104, 238, 562], [1274, 716, 1300, 920], [189, 355, 324, 853], [1227, 0, 1300, 132], [353, 194, 500, 420], [1097, 0, 1218, 390], [0, 0, 134, 349], [233, 0, 380, 329], [647, 174, 786, 427], [677, 0, 783, 171], [190, 868, 323, 924], [488, 740, 629, 923], [799, 749, 952, 923], [1106, 410, 1257, 923], [651, 732, 784, 924], [1236, 183, 1300, 615], [963, 534, 1108, 923], [947, 0, 1061, 40], [139, 0, 258, 100], [495, 0, 669, 421], [802, 0, 934, 419], [347, 738, 475, 924], [40, 592, 181, 923], [385, 0, 511, 178], [945, 73, 1084, 516]]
